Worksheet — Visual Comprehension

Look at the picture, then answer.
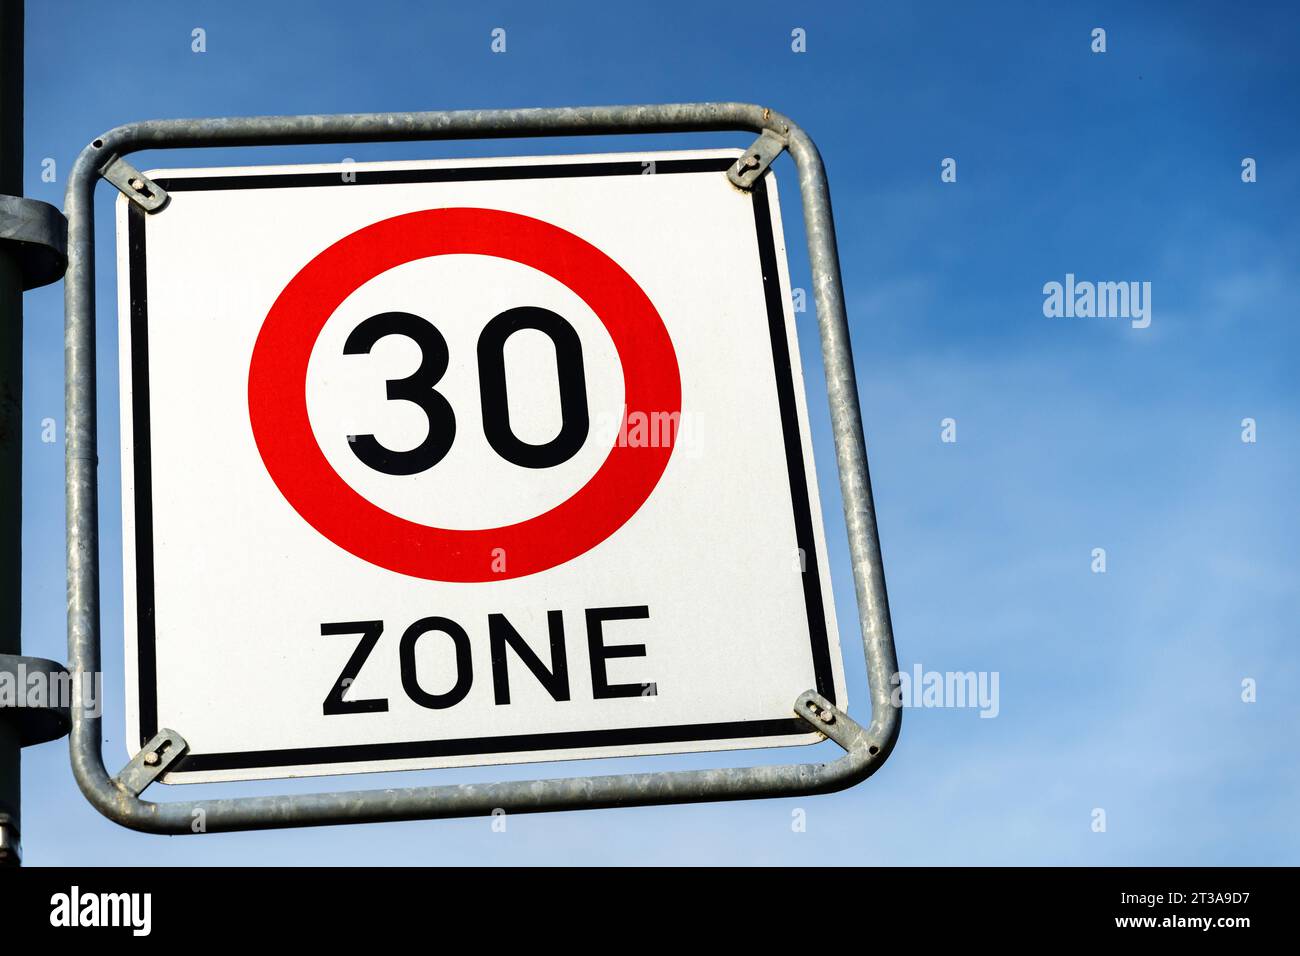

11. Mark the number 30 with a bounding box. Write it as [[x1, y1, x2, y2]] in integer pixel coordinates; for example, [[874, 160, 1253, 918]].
[[343, 306, 590, 475]]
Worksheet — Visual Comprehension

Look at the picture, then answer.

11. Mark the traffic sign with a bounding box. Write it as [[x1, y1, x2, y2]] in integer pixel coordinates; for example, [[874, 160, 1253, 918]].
[[116, 149, 847, 783]]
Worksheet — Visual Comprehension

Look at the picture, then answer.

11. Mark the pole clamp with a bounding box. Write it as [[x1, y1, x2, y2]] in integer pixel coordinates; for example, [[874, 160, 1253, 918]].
[[100, 156, 169, 212], [727, 128, 788, 190], [0, 811, 19, 866], [0, 653, 72, 747], [0, 195, 67, 290]]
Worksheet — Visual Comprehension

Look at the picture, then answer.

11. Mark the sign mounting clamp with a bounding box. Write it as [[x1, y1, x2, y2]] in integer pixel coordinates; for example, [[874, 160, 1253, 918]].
[[100, 155, 168, 212]]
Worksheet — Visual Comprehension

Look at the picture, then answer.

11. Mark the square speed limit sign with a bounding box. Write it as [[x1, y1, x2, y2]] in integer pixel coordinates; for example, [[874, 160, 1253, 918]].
[[116, 149, 848, 783]]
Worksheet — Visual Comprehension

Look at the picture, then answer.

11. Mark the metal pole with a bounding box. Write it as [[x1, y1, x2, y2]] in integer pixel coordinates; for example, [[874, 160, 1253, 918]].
[[0, 0, 24, 867]]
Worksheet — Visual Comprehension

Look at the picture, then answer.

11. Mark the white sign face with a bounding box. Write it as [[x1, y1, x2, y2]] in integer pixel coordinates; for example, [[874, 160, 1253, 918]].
[[116, 149, 846, 783]]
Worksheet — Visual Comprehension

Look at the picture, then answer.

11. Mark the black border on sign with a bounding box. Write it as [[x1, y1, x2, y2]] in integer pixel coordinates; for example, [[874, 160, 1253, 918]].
[[126, 156, 836, 775]]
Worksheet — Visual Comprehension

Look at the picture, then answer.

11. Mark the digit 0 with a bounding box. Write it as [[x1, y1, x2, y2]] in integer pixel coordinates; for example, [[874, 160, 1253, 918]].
[[477, 306, 590, 469]]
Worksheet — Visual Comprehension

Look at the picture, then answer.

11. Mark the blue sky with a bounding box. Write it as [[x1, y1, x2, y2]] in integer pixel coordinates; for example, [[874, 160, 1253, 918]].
[[15, 0, 1299, 864]]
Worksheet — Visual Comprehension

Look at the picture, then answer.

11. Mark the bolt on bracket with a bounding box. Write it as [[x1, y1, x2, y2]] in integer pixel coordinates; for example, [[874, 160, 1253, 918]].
[[100, 156, 169, 212], [114, 728, 188, 796], [727, 128, 788, 190], [794, 689, 873, 755]]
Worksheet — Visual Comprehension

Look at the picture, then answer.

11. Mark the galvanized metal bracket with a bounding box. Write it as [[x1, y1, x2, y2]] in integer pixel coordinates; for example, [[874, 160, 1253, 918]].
[[794, 689, 876, 755], [113, 728, 188, 797], [0, 653, 71, 747], [99, 156, 169, 212], [0, 194, 67, 290], [62, 103, 901, 834], [727, 128, 788, 189]]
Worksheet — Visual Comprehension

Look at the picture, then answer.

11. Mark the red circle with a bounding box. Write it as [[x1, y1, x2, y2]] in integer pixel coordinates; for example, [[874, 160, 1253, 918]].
[[248, 207, 680, 582]]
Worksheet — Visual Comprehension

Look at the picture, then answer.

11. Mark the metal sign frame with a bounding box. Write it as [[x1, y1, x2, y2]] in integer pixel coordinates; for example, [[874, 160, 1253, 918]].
[[63, 102, 900, 833]]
